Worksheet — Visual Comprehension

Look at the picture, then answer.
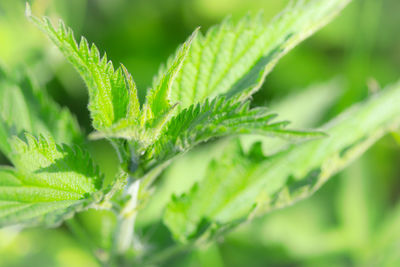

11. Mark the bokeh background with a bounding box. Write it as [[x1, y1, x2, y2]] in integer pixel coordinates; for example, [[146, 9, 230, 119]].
[[1, 0, 400, 266]]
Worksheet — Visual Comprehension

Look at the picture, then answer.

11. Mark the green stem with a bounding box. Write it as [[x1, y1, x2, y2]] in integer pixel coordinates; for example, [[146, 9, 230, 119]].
[[115, 178, 141, 254]]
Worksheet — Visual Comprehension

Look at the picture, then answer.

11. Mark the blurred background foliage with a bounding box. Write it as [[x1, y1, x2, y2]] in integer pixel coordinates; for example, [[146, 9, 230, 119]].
[[0, 0, 400, 266]]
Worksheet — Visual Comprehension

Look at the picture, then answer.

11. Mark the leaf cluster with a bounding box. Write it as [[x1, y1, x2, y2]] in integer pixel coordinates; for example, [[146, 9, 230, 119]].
[[2, 1, 400, 264]]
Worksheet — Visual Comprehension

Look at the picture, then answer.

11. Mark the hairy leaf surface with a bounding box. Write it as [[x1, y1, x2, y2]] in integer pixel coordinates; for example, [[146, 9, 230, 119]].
[[27, 7, 140, 131], [142, 30, 198, 121], [137, 79, 343, 227], [164, 80, 400, 243], [96, 0, 350, 148], [0, 134, 105, 227], [155, 0, 351, 111], [142, 97, 323, 171]]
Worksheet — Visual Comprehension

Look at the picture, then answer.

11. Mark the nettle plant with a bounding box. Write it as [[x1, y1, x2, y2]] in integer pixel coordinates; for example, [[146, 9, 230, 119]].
[[1, 0, 400, 265]]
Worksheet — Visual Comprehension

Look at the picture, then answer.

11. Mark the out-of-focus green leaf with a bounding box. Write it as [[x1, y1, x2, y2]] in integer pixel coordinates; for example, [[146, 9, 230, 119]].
[[164, 80, 400, 243], [0, 227, 99, 267], [0, 66, 82, 159], [66, 209, 117, 261], [392, 131, 400, 145], [365, 200, 400, 266]]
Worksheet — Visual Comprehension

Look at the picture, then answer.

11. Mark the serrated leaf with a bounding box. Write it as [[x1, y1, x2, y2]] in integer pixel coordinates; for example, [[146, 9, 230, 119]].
[[155, 0, 351, 111], [240, 78, 343, 156], [137, 79, 343, 227], [163, 80, 400, 243], [142, 29, 198, 121], [97, 30, 198, 146], [163, 142, 264, 243], [142, 96, 324, 171], [0, 67, 82, 159], [27, 7, 140, 131], [0, 134, 105, 228]]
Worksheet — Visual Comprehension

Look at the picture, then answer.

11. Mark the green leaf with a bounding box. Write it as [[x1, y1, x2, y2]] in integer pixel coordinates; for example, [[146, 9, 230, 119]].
[[392, 131, 400, 145], [0, 66, 82, 159], [0, 120, 13, 158], [0, 134, 106, 227], [137, 79, 343, 227], [163, 142, 264, 243], [156, 0, 351, 111], [142, 96, 324, 171], [27, 6, 140, 131], [163, 80, 400, 243], [365, 201, 400, 265], [240, 78, 344, 156], [142, 29, 198, 121], [95, 30, 198, 147]]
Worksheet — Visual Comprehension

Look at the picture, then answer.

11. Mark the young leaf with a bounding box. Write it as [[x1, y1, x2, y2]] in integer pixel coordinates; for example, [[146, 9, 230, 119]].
[[163, 80, 400, 243], [142, 96, 324, 171], [94, 30, 198, 147], [0, 66, 82, 160], [0, 134, 106, 227], [26, 6, 140, 131], [142, 29, 198, 121], [155, 0, 351, 111]]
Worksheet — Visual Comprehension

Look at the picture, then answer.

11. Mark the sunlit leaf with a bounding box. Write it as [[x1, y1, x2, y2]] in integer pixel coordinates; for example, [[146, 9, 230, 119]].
[[142, 96, 324, 171], [0, 134, 106, 227], [27, 6, 140, 131], [155, 0, 350, 111], [164, 80, 400, 243]]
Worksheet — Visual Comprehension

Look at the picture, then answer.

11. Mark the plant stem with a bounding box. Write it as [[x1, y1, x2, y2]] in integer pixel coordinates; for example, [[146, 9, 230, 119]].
[[115, 178, 141, 254]]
